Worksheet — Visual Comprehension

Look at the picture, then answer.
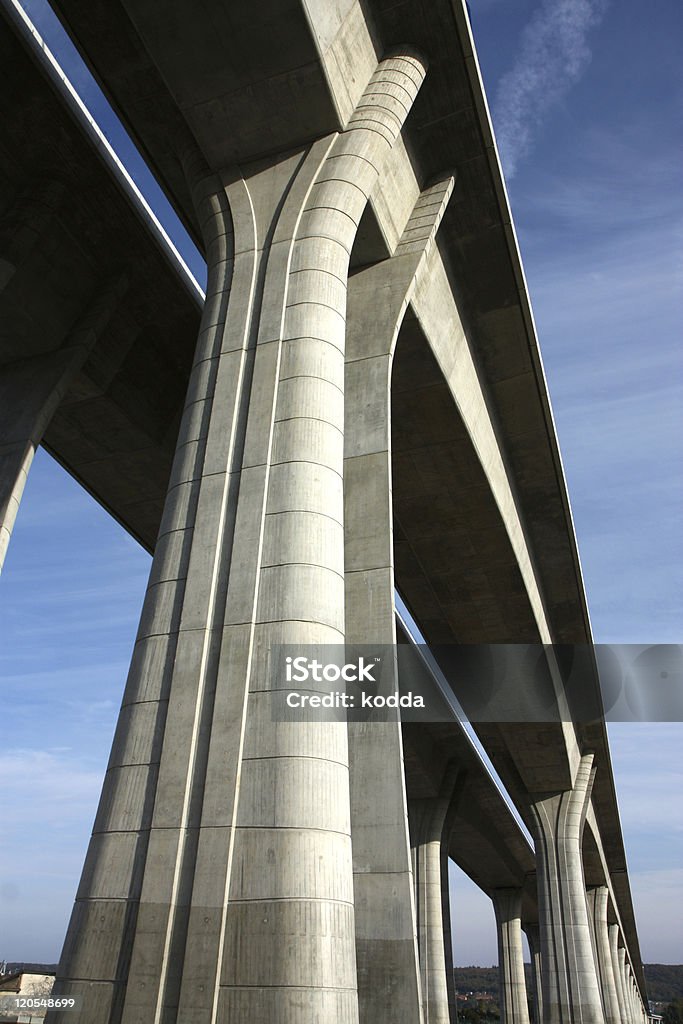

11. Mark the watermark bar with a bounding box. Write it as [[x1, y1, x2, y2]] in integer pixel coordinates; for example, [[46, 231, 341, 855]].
[[267, 644, 683, 723]]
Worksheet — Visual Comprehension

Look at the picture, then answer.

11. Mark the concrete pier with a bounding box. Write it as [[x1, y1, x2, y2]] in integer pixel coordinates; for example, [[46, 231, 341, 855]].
[[587, 886, 622, 1024], [408, 766, 460, 1024], [529, 753, 606, 1023], [493, 889, 530, 1024], [524, 923, 544, 1024], [344, 174, 453, 1024], [51, 53, 428, 1024]]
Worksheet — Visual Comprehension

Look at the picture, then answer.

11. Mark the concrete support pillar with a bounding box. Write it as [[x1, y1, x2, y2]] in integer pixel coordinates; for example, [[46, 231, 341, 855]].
[[0, 178, 64, 292], [492, 889, 530, 1024], [630, 970, 639, 1024], [0, 274, 127, 570], [50, 53, 428, 1024], [617, 947, 631, 1023], [587, 887, 622, 1023], [609, 928, 629, 1023], [408, 766, 459, 1024], [529, 752, 606, 1023], [628, 970, 640, 1024], [626, 968, 635, 1024], [524, 923, 543, 1024], [344, 169, 452, 1024]]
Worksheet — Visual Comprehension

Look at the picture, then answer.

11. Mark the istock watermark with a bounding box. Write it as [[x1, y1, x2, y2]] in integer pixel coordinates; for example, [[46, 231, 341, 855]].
[[281, 651, 426, 713], [268, 644, 683, 723]]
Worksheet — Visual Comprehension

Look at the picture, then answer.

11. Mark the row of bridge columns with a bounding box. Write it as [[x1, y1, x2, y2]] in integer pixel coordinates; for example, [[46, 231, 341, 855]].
[[0, 46, 650, 1024], [405, 756, 649, 1024]]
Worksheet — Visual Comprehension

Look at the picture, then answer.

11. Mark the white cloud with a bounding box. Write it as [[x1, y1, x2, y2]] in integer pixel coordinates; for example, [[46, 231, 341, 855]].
[[493, 0, 609, 177]]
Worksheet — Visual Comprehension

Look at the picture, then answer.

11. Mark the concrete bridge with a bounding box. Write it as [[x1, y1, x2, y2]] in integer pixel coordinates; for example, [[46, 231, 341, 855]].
[[0, 0, 652, 1021]]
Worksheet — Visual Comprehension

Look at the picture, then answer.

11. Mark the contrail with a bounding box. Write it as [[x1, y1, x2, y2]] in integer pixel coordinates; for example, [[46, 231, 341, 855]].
[[493, 0, 608, 179]]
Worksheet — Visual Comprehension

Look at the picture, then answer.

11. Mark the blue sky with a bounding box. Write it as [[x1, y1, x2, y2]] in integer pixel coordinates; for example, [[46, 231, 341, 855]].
[[0, 0, 681, 969]]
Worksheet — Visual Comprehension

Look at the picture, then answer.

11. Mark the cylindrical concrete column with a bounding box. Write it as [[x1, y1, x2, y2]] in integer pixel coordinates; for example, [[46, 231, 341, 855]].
[[587, 887, 622, 1023], [409, 766, 459, 1024], [492, 889, 531, 1024], [529, 753, 606, 1023], [626, 967, 636, 1024], [524, 923, 543, 1024], [609, 926, 629, 1023], [50, 52, 427, 1024], [617, 947, 630, 1023]]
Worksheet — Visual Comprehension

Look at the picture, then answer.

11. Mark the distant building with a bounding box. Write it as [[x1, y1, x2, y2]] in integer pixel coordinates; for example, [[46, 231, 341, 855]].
[[0, 972, 55, 1023]]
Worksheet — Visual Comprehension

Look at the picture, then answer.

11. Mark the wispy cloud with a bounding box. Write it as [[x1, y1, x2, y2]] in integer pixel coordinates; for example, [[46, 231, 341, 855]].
[[493, 0, 608, 177]]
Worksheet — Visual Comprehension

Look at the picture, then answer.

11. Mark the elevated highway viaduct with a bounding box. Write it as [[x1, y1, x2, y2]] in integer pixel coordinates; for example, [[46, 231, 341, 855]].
[[0, 0, 651, 1021]]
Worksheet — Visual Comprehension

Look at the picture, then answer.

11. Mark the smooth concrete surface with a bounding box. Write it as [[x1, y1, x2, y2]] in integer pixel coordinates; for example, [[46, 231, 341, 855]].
[[492, 889, 531, 1024], [587, 887, 622, 1024], [529, 754, 606, 1023]]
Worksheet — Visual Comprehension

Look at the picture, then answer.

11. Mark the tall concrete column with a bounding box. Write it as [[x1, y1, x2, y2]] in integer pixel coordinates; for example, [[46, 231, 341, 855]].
[[617, 947, 631, 1023], [610, 933, 634, 1024], [626, 967, 635, 1024], [344, 173, 453, 1024], [628, 969, 640, 1024], [0, 275, 127, 570], [408, 765, 460, 1024], [524, 923, 544, 1024], [529, 752, 606, 1023], [50, 53, 427, 1024], [492, 889, 531, 1024], [609, 928, 629, 1023], [587, 887, 622, 1023]]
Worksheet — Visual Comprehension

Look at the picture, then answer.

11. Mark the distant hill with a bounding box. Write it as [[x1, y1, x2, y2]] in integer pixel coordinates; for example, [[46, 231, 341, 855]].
[[454, 967, 500, 997], [644, 965, 683, 1003], [2, 964, 57, 976], [454, 964, 683, 1004], [2, 961, 681, 1002]]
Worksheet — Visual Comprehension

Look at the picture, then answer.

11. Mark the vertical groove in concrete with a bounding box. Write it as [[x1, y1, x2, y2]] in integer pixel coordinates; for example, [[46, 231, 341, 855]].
[[587, 887, 622, 1024], [492, 889, 531, 1024], [0, 273, 128, 572], [529, 753, 606, 1024]]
